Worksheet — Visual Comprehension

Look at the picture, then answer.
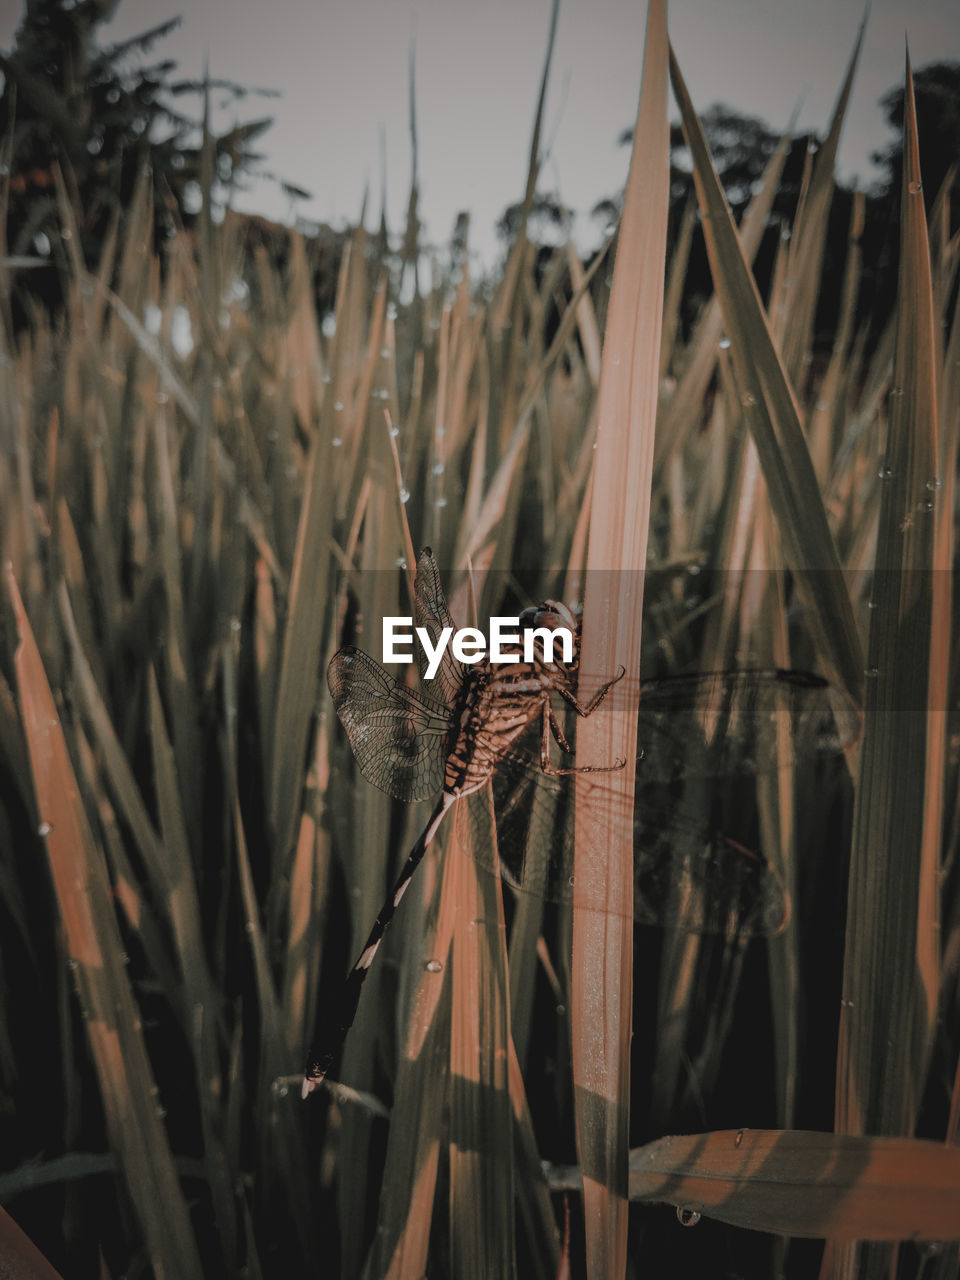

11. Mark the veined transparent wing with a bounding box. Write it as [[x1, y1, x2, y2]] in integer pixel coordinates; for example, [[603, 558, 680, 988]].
[[471, 667, 861, 934], [327, 647, 450, 803], [632, 668, 860, 783], [412, 547, 465, 709]]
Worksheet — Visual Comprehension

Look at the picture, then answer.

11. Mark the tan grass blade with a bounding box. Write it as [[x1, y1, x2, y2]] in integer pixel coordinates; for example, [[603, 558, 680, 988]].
[[654, 124, 793, 478], [267, 423, 335, 859], [778, 15, 866, 386], [659, 194, 695, 381], [0, 1204, 64, 1280], [8, 567, 204, 1280], [669, 45, 864, 702], [809, 192, 865, 484], [365, 829, 460, 1279], [337, 542, 404, 1277], [448, 792, 514, 1279], [828, 52, 944, 1280], [220, 631, 318, 1262], [508, 1040, 562, 1278], [834, 49, 942, 1139], [572, 3, 668, 1276], [628, 1129, 960, 1240]]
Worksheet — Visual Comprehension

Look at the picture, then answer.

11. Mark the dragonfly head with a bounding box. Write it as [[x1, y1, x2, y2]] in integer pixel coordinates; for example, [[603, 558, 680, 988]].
[[518, 600, 580, 669]]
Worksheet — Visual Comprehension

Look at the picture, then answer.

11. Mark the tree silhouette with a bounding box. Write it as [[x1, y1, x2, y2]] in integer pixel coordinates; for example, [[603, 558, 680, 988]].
[[0, 0, 277, 323], [871, 61, 960, 212]]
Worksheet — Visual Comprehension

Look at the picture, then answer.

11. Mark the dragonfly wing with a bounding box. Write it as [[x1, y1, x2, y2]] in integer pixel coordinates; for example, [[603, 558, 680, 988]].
[[482, 739, 788, 935], [635, 668, 862, 782], [633, 807, 788, 936], [413, 548, 465, 707], [328, 647, 449, 802]]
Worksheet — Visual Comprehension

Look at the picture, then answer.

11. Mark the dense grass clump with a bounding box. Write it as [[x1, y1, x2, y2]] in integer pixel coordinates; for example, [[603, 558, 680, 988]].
[[0, 12, 958, 1279]]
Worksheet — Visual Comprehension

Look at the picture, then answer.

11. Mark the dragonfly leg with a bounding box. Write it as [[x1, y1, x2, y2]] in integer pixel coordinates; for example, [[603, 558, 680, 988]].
[[558, 665, 627, 718], [539, 701, 626, 776]]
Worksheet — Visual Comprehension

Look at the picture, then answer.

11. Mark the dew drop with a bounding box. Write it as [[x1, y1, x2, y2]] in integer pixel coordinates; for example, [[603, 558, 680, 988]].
[[865, 666, 880, 679], [866, 599, 878, 610], [229, 617, 241, 633], [387, 302, 398, 321], [677, 1207, 701, 1227], [718, 336, 731, 350], [908, 180, 922, 195], [333, 400, 344, 412], [389, 425, 400, 437], [38, 821, 53, 837], [395, 557, 407, 569], [66, 958, 78, 971], [277, 1083, 289, 1098], [431, 461, 445, 476], [399, 487, 411, 504], [155, 390, 169, 406], [741, 392, 756, 407], [380, 347, 391, 358], [878, 466, 893, 480], [425, 959, 443, 973], [556, 1003, 566, 1016], [436, 496, 447, 509], [926, 478, 942, 492], [331, 436, 342, 447]]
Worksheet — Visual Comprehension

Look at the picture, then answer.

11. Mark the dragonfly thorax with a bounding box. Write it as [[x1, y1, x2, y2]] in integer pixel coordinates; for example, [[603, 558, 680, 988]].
[[441, 652, 571, 798]]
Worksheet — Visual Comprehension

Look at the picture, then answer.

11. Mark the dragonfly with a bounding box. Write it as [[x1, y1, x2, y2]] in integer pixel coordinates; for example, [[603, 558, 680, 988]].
[[301, 548, 860, 1097]]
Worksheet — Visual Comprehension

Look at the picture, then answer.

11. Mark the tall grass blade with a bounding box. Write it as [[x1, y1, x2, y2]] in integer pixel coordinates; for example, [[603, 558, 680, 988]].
[[572, 3, 668, 1277], [828, 51, 944, 1280], [669, 45, 864, 703], [0, 1204, 64, 1280], [8, 567, 204, 1280], [628, 1129, 960, 1240]]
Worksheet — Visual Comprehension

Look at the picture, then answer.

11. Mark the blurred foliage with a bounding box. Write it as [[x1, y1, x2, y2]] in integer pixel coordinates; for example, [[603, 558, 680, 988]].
[[872, 61, 960, 212], [0, 0, 279, 324]]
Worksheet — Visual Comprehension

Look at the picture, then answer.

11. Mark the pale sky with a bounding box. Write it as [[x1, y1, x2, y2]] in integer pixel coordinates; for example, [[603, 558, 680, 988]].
[[1, 0, 958, 266]]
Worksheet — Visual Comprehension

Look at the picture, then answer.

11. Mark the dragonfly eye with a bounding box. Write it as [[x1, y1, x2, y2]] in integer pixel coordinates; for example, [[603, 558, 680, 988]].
[[518, 601, 579, 666]]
